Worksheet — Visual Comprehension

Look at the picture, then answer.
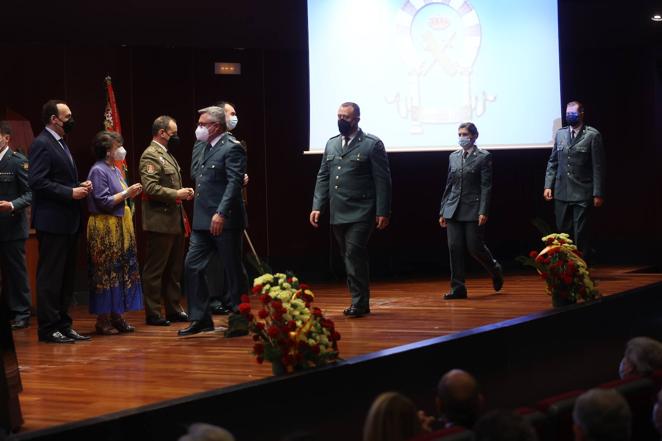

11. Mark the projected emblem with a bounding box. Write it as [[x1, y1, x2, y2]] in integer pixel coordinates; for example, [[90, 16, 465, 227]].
[[388, 0, 495, 134]]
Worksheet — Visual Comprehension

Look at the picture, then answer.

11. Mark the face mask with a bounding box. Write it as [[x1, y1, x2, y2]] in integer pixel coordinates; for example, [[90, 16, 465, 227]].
[[338, 119, 354, 136], [459, 136, 473, 149], [566, 112, 581, 126], [60, 117, 75, 133], [113, 146, 127, 161], [227, 115, 238, 131], [618, 358, 629, 379], [167, 135, 181, 150], [195, 125, 210, 142]]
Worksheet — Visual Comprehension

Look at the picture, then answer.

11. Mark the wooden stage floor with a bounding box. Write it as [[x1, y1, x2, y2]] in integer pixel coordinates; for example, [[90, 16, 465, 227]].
[[11, 265, 662, 433]]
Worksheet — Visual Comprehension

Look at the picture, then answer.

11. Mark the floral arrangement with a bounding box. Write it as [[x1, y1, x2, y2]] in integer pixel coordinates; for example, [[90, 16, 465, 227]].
[[529, 233, 600, 307], [238, 273, 341, 374]]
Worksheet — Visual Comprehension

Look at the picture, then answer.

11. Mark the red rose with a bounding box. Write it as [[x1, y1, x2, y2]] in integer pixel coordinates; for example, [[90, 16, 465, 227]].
[[287, 277, 293, 283], [332, 331, 341, 341], [529, 250, 538, 258], [252, 334, 260, 342], [267, 326, 280, 338], [299, 283, 311, 290], [254, 342, 265, 354], [238, 303, 251, 315], [563, 275, 573, 285], [288, 320, 297, 331], [312, 307, 322, 317], [259, 294, 271, 304], [540, 272, 548, 279], [256, 322, 265, 330], [271, 299, 283, 311], [256, 356, 264, 364], [241, 294, 250, 304], [252, 284, 263, 295], [258, 309, 269, 319]]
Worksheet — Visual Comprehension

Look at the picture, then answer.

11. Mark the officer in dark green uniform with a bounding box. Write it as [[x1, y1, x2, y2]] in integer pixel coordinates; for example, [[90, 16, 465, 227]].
[[0, 121, 32, 329], [310, 102, 392, 318]]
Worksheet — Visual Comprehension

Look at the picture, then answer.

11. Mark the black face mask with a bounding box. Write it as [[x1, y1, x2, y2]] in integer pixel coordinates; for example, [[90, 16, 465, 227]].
[[61, 117, 75, 134], [338, 119, 354, 136], [167, 135, 181, 150]]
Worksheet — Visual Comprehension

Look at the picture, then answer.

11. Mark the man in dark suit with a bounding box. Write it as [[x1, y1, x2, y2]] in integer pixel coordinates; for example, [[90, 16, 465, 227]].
[[0, 121, 32, 330], [439, 122, 503, 300], [544, 101, 606, 261], [28, 100, 92, 343], [179, 106, 247, 336], [310, 102, 392, 318]]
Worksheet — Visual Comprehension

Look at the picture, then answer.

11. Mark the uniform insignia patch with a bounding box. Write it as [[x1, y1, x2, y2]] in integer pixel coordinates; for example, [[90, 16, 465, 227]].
[[22, 163, 29, 170], [146, 163, 156, 174]]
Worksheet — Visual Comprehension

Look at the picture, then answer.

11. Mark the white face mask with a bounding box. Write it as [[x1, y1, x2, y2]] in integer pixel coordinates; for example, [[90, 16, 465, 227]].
[[227, 115, 238, 131], [195, 125, 210, 142], [113, 146, 127, 161]]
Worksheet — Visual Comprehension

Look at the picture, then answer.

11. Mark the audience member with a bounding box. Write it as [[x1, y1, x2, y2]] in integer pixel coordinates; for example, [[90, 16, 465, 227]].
[[420, 369, 483, 430], [652, 387, 662, 440], [573, 388, 631, 441], [474, 409, 538, 441], [363, 391, 423, 441], [619, 336, 662, 379]]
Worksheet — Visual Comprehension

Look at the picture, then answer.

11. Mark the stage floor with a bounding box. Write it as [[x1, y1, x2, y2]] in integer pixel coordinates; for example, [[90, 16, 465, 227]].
[[11, 265, 662, 432]]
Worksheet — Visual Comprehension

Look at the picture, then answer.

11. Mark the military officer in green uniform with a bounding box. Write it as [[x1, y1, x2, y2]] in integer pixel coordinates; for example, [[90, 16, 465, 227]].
[[0, 121, 32, 330], [310, 102, 392, 318], [139, 115, 194, 326]]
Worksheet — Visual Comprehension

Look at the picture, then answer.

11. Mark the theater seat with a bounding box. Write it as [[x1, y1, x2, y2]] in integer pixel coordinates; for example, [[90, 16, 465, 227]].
[[535, 389, 585, 441], [599, 376, 656, 441], [409, 426, 473, 441]]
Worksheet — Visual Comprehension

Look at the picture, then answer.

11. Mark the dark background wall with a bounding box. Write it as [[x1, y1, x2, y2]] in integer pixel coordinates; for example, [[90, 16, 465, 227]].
[[1, 0, 660, 285]]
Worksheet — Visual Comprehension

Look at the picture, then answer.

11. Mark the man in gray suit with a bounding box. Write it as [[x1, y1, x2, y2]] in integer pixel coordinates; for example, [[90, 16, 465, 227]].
[[439, 122, 503, 299], [180, 106, 246, 336], [0, 121, 32, 329], [310, 102, 392, 318], [544, 101, 606, 261]]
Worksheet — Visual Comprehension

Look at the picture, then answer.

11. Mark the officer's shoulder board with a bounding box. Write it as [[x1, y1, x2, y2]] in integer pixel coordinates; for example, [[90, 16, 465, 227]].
[[584, 125, 600, 135], [327, 134, 341, 142], [227, 135, 241, 145], [10, 151, 29, 170]]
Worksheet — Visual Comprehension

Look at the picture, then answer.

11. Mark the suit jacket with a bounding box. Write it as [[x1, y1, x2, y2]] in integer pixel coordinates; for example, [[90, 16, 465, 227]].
[[139, 141, 184, 234], [439, 147, 492, 222], [28, 129, 81, 234], [0, 149, 32, 241], [190, 133, 246, 231], [312, 129, 392, 225], [544, 125, 606, 202]]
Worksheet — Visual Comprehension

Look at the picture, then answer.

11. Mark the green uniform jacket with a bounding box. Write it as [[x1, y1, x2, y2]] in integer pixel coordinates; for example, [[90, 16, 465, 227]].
[[0, 149, 32, 241], [312, 129, 392, 225], [139, 141, 184, 234]]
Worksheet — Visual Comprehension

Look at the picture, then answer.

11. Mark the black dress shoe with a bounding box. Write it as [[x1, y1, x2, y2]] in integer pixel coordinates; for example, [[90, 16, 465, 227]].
[[11, 319, 30, 330], [211, 304, 232, 315], [492, 264, 504, 292], [146, 316, 171, 326], [343, 306, 370, 318], [443, 291, 468, 300], [39, 331, 75, 344], [62, 328, 91, 341], [166, 311, 189, 322], [177, 320, 214, 336]]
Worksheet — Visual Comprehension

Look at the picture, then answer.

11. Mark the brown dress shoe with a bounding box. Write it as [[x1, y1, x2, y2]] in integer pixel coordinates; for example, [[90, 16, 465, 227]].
[[111, 315, 135, 333], [95, 315, 119, 335]]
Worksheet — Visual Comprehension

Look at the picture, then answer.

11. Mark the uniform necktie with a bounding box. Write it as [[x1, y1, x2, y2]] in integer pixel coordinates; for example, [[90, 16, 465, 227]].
[[58, 138, 74, 164], [343, 136, 350, 150], [571, 129, 575, 140]]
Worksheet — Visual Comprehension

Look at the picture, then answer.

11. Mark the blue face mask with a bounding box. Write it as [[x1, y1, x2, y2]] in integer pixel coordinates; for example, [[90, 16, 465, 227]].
[[566, 112, 581, 125], [458, 136, 473, 149]]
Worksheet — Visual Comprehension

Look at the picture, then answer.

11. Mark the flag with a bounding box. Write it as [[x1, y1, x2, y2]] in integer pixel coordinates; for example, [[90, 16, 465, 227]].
[[103, 76, 128, 181]]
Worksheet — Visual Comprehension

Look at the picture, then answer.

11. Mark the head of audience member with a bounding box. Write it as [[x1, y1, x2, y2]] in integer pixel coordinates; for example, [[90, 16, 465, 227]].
[[573, 389, 631, 441], [619, 336, 662, 379], [196, 106, 226, 143], [474, 409, 538, 441], [42, 99, 74, 136], [151, 115, 179, 151], [0, 121, 11, 152], [92, 131, 124, 163], [216, 101, 238, 132], [337, 102, 360, 138], [565, 100, 585, 128], [436, 369, 483, 428], [177, 423, 235, 441], [363, 391, 422, 441]]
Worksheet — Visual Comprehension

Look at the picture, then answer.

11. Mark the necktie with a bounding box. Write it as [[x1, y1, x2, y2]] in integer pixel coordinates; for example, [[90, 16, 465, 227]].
[[343, 136, 350, 150], [571, 129, 575, 140], [58, 138, 74, 164]]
